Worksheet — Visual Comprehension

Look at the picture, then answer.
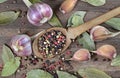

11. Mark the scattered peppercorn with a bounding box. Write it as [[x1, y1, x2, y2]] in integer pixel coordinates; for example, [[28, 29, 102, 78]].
[[59, 66, 64, 70], [17, 69, 20, 73], [23, 55, 40, 66], [66, 51, 72, 55]]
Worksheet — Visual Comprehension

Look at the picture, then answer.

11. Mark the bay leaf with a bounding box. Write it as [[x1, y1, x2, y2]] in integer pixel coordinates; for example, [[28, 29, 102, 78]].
[[78, 32, 95, 51], [67, 11, 86, 27], [105, 18, 120, 30], [111, 55, 120, 66], [0, 11, 20, 25], [82, 0, 106, 6], [48, 13, 62, 27], [57, 71, 77, 78], [2, 44, 14, 64], [29, 0, 42, 4], [1, 57, 21, 77], [26, 69, 53, 78], [78, 68, 111, 78], [0, 0, 7, 3]]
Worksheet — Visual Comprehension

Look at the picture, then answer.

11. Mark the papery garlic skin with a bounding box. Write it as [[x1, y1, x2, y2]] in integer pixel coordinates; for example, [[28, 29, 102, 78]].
[[90, 26, 111, 41], [11, 35, 32, 56], [27, 2, 53, 26], [95, 45, 117, 59], [59, 0, 78, 14], [72, 49, 91, 61]]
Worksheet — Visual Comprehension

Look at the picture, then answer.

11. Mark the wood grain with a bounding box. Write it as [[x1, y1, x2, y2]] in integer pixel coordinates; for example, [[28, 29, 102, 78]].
[[0, 0, 120, 78]]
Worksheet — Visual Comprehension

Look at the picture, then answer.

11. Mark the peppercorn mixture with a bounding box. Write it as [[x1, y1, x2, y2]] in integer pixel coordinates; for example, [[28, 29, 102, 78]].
[[38, 30, 66, 58]]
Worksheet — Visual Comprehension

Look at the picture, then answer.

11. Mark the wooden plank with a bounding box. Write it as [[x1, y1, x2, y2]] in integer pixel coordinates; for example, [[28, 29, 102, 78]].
[[0, 0, 120, 78]]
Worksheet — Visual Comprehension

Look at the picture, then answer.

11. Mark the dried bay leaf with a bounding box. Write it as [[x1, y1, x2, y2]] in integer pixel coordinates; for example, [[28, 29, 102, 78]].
[[0, 11, 20, 25], [1, 57, 20, 77], [111, 55, 120, 66], [0, 0, 7, 3], [67, 11, 86, 27], [105, 18, 120, 30], [78, 32, 95, 51], [48, 13, 62, 27], [57, 71, 77, 78], [26, 69, 53, 78], [82, 0, 106, 6], [78, 68, 111, 78], [71, 15, 83, 27], [2, 45, 14, 64], [1, 45, 21, 76]]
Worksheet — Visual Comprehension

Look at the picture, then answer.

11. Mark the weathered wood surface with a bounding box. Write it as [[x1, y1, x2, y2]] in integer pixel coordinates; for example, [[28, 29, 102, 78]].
[[0, 0, 120, 78]]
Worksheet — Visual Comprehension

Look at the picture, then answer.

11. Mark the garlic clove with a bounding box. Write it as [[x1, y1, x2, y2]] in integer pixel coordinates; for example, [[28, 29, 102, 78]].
[[90, 26, 120, 41], [59, 0, 78, 14], [93, 44, 117, 59], [71, 49, 91, 61], [90, 25, 111, 41], [11, 34, 32, 56]]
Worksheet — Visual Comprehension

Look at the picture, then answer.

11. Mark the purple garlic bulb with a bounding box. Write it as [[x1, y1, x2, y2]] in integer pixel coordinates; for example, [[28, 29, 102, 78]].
[[27, 2, 53, 26], [10, 34, 32, 56]]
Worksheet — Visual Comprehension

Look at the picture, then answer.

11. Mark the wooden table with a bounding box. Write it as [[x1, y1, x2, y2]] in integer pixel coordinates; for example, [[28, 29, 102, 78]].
[[0, 0, 120, 78]]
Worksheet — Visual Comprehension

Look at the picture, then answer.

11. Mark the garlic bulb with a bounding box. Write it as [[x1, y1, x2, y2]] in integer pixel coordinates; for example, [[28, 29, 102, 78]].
[[11, 34, 32, 56], [23, 0, 53, 26]]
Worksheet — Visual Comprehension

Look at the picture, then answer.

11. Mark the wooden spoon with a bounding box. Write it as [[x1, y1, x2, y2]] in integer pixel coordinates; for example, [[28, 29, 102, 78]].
[[33, 7, 120, 59]]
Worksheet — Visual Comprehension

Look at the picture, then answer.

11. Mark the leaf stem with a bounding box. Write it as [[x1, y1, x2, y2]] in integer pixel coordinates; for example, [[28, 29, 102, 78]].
[[23, 0, 32, 8]]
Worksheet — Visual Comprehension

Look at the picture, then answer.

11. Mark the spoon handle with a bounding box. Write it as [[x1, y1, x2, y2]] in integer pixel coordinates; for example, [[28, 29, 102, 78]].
[[67, 7, 120, 39]]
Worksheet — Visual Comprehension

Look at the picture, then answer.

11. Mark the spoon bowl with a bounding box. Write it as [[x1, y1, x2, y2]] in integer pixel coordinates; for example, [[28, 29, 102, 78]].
[[33, 27, 71, 58]]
